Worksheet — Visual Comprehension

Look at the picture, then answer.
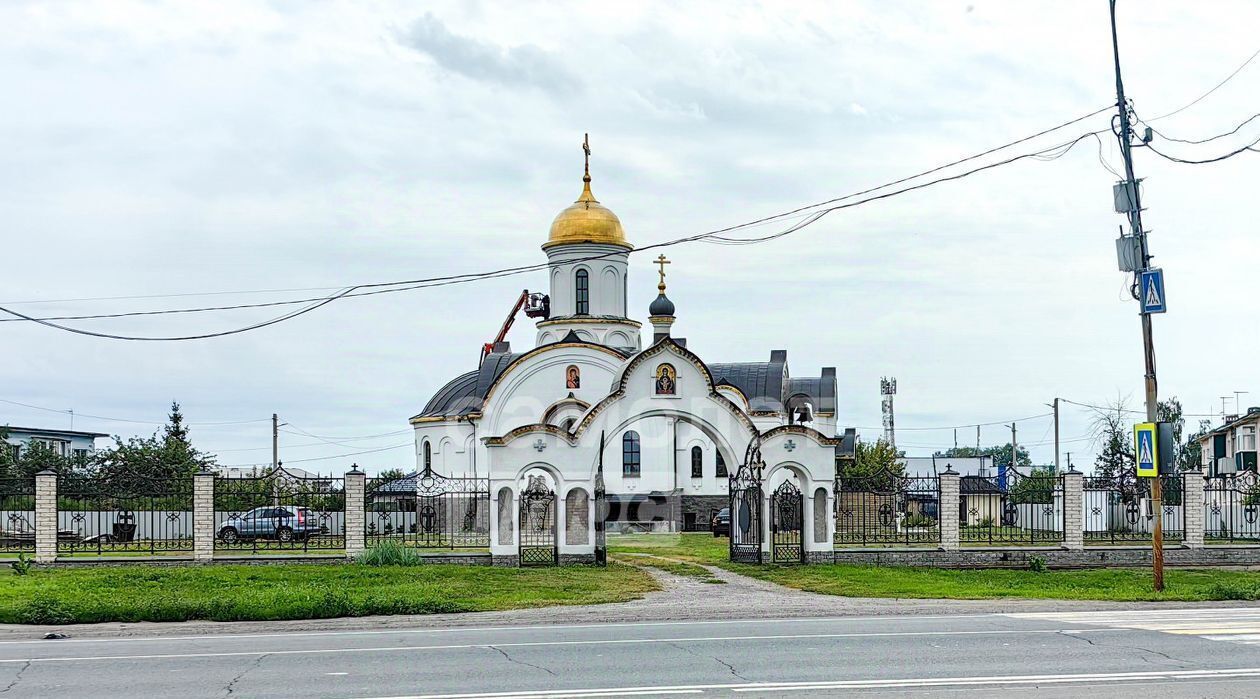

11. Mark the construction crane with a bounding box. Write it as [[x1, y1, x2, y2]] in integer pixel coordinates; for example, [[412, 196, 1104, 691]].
[[482, 290, 549, 361]]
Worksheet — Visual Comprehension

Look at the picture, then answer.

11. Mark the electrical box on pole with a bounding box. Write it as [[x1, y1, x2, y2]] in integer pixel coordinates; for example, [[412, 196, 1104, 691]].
[[1113, 179, 1143, 214], [1115, 234, 1142, 272]]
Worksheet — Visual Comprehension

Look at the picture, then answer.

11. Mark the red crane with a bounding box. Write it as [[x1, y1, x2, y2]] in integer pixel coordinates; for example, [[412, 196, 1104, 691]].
[[482, 290, 550, 361]]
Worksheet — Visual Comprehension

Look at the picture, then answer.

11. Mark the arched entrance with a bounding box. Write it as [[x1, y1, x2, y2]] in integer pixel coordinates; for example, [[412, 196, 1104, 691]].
[[518, 470, 558, 566], [771, 478, 805, 563]]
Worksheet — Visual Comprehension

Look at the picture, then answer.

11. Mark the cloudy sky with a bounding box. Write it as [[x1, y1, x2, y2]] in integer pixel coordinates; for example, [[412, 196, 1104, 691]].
[[2, 0, 1257, 473]]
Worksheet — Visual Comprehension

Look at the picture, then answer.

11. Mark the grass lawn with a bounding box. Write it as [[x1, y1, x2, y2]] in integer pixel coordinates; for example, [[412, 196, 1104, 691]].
[[608, 532, 1260, 602], [0, 562, 659, 625]]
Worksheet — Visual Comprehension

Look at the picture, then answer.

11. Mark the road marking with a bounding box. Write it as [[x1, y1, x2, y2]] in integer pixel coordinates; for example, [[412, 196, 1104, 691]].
[[1008, 609, 1260, 647], [0, 627, 1134, 664], [348, 667, 1260, 698], [0, 613, 1001, 646]]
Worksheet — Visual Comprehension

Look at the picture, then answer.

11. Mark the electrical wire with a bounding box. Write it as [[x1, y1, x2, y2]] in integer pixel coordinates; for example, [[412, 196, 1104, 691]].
[[0, 397, 269, 426], [1145, 133, 1260, 164], [1144, 46, 1260, 121], [1145, 111, 1260, 145], [853, 412, 1053, 432], [0, 106, 1116, 339], [219, 442, 411, 467]]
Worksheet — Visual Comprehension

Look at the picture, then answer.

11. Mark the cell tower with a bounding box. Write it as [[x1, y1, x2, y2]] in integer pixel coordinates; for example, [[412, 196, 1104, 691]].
[[880, 377, 897, 448]]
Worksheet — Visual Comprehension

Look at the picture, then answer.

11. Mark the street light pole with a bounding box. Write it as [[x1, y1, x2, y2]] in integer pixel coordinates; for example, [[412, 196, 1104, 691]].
[[1109, 0, 1163, 591]]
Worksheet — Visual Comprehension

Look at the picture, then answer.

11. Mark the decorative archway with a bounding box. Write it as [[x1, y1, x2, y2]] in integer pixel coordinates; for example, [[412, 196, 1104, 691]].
[[771, 477, 805, 563], [729, 437, 765, 564]]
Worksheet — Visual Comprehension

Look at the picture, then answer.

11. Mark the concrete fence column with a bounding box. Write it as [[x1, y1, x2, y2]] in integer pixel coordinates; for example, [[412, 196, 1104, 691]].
[[345, 466, 366, 560], [1182, 468, 1205, 549], [193, 470, 216, 562], [34, 470, 57, 564], [1063, 470, 1084, 551], [939, 470, 960, 552]]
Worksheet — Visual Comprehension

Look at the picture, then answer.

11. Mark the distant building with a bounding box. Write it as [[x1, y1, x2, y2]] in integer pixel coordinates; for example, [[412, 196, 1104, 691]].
[[1198, 408, 1260, 476], [1, 426, 108, 462], [901, 455, 996, 479]]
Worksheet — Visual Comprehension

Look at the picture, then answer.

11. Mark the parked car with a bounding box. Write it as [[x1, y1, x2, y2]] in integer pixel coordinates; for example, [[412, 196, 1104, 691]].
[[711, 508, 730, 537], [217, 506, 323, 544]]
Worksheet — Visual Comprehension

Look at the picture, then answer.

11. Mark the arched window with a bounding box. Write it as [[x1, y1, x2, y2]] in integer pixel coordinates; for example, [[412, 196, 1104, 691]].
[[691, 446, 703, 478], [622, 431, 641, 477], [715, 451, 728, 478], [423, 441, 431, 471], [575, 269, 590, 315]]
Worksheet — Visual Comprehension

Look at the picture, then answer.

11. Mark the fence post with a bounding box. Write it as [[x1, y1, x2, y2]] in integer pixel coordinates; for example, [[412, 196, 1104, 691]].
[[939, 468, 959, 551], [193, 470, 216, 562], [1182, 468, 1205, 548], [345, 465, 366, 560], [34, 470, 57, 564], [1063, 469, 1083, 551]]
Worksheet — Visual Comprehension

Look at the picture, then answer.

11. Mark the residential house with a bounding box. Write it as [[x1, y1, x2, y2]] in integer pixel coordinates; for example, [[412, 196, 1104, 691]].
[[1199, 408, 1260, 476], [1, 426, 108, 463]]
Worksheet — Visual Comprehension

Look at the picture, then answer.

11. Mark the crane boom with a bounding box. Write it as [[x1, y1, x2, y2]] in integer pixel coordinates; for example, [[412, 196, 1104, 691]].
[[482, 289, 550, 362]]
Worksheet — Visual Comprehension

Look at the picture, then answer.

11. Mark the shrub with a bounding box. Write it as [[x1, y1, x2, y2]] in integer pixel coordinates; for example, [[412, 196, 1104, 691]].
[[903, 513, 936, 528], [977, 517, 995, 528], [357, 540, 424, 566], [1027, 556, 1047, 573], [10, 553, 32, 576]]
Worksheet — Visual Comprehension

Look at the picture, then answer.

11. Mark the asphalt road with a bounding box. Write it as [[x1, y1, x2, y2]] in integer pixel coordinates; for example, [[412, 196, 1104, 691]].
[[6, 608, 1260, 697]]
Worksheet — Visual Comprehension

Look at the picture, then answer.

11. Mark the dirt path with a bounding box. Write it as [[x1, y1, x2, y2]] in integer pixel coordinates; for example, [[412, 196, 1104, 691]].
[[1, 560, 1251, 641]]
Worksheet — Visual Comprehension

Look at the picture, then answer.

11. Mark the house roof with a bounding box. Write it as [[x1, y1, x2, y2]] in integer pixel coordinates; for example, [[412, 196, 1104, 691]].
[[1, 426, 110, 440], [1206, 410, 1260, 437], [960, 475, 1004, 495]]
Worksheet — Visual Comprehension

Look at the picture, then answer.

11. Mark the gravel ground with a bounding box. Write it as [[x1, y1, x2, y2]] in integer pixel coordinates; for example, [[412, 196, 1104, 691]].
[[0, 560, 1255, 641]]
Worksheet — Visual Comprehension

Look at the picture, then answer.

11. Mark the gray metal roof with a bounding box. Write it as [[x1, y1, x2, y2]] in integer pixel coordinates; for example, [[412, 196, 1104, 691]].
[[710, 350, 788, 412]]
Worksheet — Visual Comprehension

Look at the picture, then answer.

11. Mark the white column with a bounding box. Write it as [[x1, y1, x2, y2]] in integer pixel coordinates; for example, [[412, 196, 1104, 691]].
[[193, 471, 215, 562], [1183, 468, 1205, 548], [1063, 470, 1084, 551], [34, 470, 57, 564], [344, 468, 366, 559], [939, 470, 960, 551]]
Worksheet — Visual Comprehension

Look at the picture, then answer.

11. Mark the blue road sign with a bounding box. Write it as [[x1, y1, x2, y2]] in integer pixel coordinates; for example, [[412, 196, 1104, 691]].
[[1139, 268, 1166, 314], [1135, 422, 1158, 477]]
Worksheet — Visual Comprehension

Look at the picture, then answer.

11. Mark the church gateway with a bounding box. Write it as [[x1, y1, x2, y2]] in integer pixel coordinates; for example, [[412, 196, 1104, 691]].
[[410, 143, 844, 565]]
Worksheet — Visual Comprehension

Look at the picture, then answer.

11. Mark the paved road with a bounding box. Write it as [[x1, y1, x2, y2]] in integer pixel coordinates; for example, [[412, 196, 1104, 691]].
[[6, 608, 1260, 697]]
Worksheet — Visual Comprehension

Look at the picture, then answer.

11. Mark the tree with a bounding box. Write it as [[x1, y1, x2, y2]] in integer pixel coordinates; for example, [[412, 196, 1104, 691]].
[[843, 439, 904, 490], [1091, 399, 1135, 491], [377, 468, 407, 481], [93, 401, 217, 486], [1158, 396, 1185, 472], [1181, 419, 1212, 472]]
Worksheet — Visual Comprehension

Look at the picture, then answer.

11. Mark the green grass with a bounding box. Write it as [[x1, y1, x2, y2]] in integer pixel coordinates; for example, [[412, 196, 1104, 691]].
[[608, 532, 1260, 602], [0, 562, 659, 625]]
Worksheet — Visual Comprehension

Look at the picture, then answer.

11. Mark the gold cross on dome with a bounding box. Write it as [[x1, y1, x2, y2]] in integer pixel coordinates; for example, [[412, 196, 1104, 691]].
[[582, 133, 591, 182], [655, 254, 671, 290]]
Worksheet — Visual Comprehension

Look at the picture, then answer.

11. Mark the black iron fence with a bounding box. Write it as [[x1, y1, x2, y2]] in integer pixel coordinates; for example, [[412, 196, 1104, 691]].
[[1083, 473, 1183, 544], [1205, 472, 1260, 543], [0, 478, 35, 554], [959, 468, 1065, 546], [364, 469, 490, 549], [56, 475, 194, 556], [214, 468, 345, 553], [835, 471, 941, 546]]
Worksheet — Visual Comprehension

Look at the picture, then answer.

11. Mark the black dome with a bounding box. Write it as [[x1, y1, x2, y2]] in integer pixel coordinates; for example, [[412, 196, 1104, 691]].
[[649, 292, 675, 317]]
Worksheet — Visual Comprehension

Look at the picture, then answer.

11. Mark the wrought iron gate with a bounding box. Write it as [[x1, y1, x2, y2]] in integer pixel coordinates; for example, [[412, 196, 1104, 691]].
[[519, 474, 557, 566], [729, 438, 765, 564], [771, 479, 804, 563]]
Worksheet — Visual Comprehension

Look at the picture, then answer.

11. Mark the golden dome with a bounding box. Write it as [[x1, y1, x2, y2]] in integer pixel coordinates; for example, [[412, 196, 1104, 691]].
[[545, 138, 631, 250]]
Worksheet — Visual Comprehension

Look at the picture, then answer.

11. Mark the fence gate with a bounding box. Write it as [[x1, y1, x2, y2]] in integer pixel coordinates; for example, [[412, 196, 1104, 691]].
[[518, 474, 557, 566], [770, 479, 804, 563], [729, 441, 764, 564]]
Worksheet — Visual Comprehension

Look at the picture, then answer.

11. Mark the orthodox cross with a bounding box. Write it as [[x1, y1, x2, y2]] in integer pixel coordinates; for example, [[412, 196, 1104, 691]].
[[533, 438, 547, 453], [655, 254, 671, 291], [582, 133, 591, 182]]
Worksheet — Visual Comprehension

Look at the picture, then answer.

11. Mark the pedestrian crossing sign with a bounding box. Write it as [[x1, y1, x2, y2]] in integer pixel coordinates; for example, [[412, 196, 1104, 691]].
[[1135, 422, 1158, 477], [1139, 268, 1166, 314]]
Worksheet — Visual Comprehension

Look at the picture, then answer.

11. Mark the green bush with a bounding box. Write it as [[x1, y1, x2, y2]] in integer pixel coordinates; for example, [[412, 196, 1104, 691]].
[[1027, 556, 1047, 573], [903, 513, 936, 528], [357, 540, 424, 566]]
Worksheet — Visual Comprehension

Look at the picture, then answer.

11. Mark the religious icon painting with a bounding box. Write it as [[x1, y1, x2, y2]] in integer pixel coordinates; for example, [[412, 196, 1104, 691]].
[[566, 365, 580, 390], [654, 363, 677, 395]]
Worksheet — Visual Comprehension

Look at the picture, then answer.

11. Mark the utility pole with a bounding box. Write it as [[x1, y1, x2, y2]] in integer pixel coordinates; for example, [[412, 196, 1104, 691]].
[[1010, 423, 1018, 472], [1110, 0, 1163, 591], [272, 413, 279, 470], [1049, 398, 1061, 473]]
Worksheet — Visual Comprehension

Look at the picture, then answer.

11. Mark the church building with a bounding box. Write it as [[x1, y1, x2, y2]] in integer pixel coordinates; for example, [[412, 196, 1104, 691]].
[[410, 140, 845, 564]]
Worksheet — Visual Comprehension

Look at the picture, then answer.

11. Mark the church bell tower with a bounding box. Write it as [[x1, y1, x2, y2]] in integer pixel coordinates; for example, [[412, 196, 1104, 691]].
[[534, 135, 642, 352]]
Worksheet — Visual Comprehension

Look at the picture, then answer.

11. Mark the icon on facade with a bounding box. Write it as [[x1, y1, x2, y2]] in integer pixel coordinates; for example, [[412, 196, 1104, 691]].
[[655, 364, 676, 395], [566, 365, 580, 389]]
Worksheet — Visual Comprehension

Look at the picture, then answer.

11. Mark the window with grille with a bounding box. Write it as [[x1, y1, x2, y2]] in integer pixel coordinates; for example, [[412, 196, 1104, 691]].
[[716, 451, 728, 478], [575, 269, 589, 315], [691, 446, 703, 478], [622, 431, 640, 477]]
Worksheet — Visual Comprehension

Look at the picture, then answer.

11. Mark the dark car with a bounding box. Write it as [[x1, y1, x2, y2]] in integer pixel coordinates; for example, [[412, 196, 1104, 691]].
[[711, 507, 730, 537], [217, 506, 324, 544]]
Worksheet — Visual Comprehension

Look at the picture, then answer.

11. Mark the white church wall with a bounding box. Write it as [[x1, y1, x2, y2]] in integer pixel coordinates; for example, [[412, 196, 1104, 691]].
[[481, 346, 624, 438], [413, 422, 475, 477], [544, 243, 629, 318]]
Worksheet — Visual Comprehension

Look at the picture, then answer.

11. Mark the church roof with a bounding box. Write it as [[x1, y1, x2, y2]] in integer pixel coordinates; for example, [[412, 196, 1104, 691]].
[[710, 351, 789, 413], [414, 347, 522, 420]]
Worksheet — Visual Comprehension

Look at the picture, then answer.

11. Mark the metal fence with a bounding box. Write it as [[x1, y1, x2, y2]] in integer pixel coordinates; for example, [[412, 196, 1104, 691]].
[[0, 478, 35, 554], [364, 469, 490, 549], [1084, 473, 1183, 544], [959, 468, 1065, 546], [835, 471, 941, 546], [1205, 472, 1260, 543], [56, 475, 194, 556], [214, 468, 345, 553]]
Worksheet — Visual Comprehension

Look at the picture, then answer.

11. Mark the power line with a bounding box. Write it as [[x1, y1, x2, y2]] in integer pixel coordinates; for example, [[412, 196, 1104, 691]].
[[1145, 133, 1260, 164], [1144, 46, 1260, 121], [0, 397, 269, 426], [0, 107, 1115, 340], [854, 412, 1052, 432], [220, 442, 411, 467], [1144, 111, 1260, 145]]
